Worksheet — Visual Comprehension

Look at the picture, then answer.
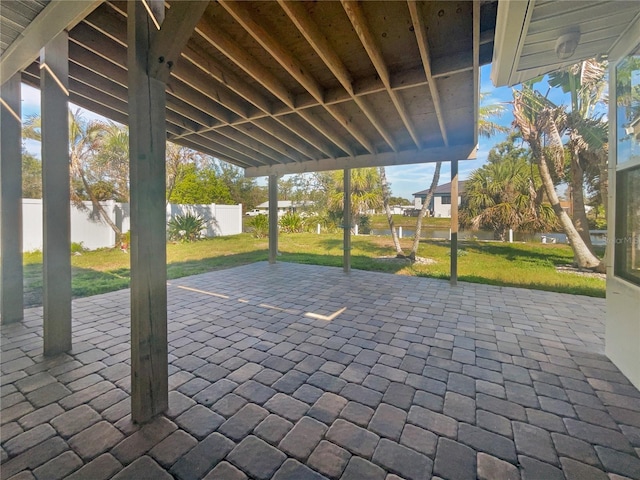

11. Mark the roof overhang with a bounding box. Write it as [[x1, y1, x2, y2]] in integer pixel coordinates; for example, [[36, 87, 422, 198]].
[[491, 0, 640, 87], [1, 1, 498, 177]]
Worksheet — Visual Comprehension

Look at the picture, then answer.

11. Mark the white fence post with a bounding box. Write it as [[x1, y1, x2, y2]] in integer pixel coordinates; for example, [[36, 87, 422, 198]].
[[354, 223, 358, 236], [509, 228, 513, 243], [317, 223, 321, 234], [398, 226, 403, 238]]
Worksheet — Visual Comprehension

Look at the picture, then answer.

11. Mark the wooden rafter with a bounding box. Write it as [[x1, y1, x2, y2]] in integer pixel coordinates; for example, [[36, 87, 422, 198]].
[[341, 0, 421, 149], [219, 0, 375, 155], [408, 1, 449, 147], [278, 0, 398, 152]]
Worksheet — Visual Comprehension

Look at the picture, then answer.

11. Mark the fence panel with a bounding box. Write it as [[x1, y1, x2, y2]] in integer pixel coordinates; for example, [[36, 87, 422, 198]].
[[21, 199, 242, 251]]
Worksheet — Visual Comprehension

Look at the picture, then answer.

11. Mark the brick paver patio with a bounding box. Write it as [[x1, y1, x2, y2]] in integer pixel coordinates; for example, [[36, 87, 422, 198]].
[[2, 262, 640, 479]]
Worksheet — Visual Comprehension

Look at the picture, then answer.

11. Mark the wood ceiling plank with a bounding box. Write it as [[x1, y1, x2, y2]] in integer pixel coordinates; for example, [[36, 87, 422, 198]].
[[220, 0, 324, 104], [341, 0, 421, 149], [277, 0, 354, 96], [196, 17, 296, 109], [279, 0, 397, 152], [220, 0, 374, 154], [408, 1, 448, 147]]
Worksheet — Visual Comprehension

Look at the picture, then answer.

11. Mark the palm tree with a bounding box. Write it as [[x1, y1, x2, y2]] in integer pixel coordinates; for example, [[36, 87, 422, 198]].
[[479, 92, 509, 139], [329, 168, 382, 227], [23, 110, 125, 236], [512, 83, 603, 271], [379, 166, 404, 256], [408, 161, 441, 260], [462, 151, 556, 241], [548, 59, 608, 252]]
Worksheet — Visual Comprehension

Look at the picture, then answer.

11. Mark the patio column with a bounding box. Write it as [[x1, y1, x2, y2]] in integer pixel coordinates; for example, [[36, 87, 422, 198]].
[[450, 159, 458, 286], [269, 174, 278, 264], [128, 0, 168, 423], [41, 32, 72, 355], [343, 168, 351, 273], [0, 74, 23, 324]]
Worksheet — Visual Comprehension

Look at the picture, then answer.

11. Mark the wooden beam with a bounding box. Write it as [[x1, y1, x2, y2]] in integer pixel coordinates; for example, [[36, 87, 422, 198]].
[[196, 19, 295, 109], [268, 175, 278, 264], [221, 0, 375, 154], [341, 0, 421, 149], [0, 0, 100, 84], [41, 32, 72, 355], [0, 74, 24, 324], [343, 169, 351, 273], [277, 0, 354, 95], [408, 1, 449, 147], [128, 0, 168, 423], [182, 43, 273, 114], [245, 144, 478, 177], [148, 1, 209, 83], [450, 159, 459, 286]]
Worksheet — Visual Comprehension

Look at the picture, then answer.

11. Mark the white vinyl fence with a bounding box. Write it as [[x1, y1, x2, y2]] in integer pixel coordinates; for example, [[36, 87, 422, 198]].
[[22, 199, 242, 251]]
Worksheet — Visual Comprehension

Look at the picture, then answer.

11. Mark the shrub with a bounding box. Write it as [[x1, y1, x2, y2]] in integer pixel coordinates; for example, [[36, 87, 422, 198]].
[[279, 212, 304, 233], [71, 242, 86, 254], [248, 214, 269, 238], [167, 213, 207, 242], [358, 215, 371, 234]]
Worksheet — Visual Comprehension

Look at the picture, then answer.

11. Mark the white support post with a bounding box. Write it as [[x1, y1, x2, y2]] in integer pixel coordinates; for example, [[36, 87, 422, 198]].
[[41, 32, 72, 355], [398, 226, 403, 238], [128, 0, 168, 423], [268, 175, 279, 264], [0, 74, 23, 324], [509, 228, 513, 243], [317, 223, 321, 235], [343, 168, 351, 273]]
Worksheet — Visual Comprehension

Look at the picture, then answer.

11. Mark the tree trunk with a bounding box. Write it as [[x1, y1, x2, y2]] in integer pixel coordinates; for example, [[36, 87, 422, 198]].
[[78, 167, 122, 237], [569, 147, 595, 253], [534, 146, 602, 271], [409, 162, 442, 260], [379, 167, 404, 257]]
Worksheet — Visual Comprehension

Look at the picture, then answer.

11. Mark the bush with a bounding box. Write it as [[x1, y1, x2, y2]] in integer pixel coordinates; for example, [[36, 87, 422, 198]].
[[71, 242, 86, 254], [279, 212, 304, 233], [359, 215, 371, 234], [248, 214, 269, 238], [167, 213, 207, 242]]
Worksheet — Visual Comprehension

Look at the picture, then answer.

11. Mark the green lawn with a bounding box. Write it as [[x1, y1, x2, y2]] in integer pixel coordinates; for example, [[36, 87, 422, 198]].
[[22, 232, 605, 307]]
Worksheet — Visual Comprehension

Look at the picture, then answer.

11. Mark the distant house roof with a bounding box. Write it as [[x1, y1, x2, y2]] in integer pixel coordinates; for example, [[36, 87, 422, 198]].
[[413, 181, 468, 197]]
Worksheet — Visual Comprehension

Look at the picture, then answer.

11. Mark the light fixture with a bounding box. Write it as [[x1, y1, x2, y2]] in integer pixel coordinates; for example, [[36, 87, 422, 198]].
[[555, 30, 581, 60]]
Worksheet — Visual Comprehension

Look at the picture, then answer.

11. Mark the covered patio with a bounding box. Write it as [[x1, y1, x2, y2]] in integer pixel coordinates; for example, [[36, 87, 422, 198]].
[[2, 262, 640, 479], [2, 0, 640, 478]]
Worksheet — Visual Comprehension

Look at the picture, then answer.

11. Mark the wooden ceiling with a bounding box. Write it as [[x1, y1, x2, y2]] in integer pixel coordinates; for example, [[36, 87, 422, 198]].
[[9, 1, 497, 176]]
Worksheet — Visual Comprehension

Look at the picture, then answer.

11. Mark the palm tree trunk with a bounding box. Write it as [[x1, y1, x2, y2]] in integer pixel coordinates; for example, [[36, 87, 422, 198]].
[[409, 162, 442, 260], [379, 167, 404, 257], [534, 146, 602, 270], [569, 148, 595, 253], [78, 167, 122, 237]]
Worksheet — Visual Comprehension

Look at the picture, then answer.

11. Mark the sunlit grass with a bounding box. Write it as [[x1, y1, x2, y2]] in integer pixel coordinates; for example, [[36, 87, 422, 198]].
[[21, 232, 605, 307]]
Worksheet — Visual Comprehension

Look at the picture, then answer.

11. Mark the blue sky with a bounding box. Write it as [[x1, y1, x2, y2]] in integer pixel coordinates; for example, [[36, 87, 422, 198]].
[[21, 63, 551, 201]]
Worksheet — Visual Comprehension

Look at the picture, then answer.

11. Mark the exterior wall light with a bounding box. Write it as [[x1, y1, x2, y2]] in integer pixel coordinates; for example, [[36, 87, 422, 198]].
[[555, 30, 581, 60]]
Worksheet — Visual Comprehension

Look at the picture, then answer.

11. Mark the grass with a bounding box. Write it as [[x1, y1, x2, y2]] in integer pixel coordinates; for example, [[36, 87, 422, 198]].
[[368, 214, 451, 229], [21, 232, 606, 307]]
